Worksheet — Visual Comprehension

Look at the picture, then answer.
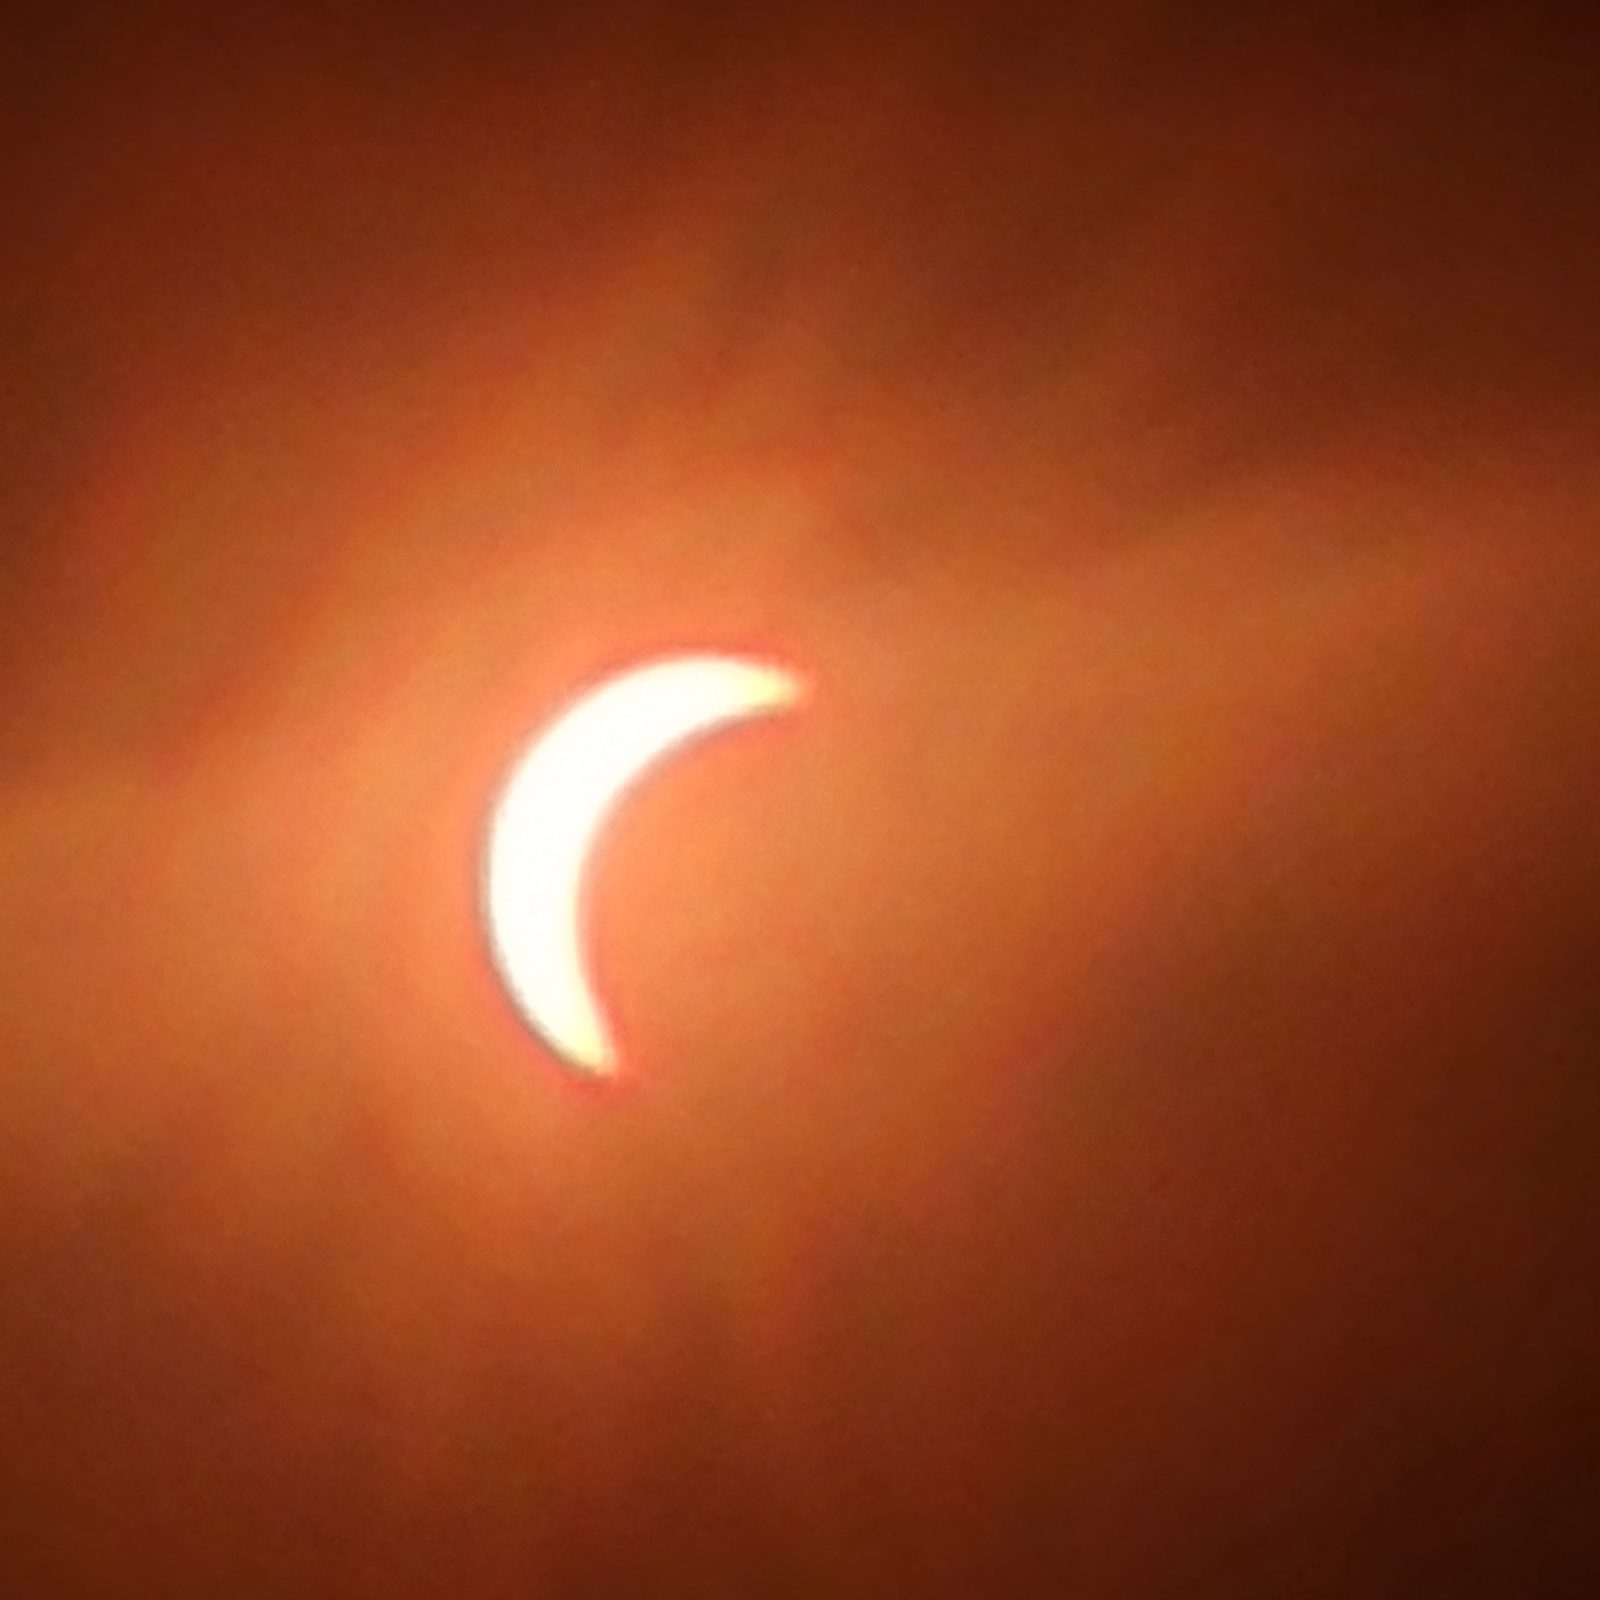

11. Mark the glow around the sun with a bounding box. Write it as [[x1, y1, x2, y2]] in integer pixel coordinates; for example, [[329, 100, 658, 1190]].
[[482, 653, 805, 1074]]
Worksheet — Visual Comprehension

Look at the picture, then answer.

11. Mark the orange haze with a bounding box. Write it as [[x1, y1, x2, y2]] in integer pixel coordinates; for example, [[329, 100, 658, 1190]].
[[1, 5, 1596, 1594]]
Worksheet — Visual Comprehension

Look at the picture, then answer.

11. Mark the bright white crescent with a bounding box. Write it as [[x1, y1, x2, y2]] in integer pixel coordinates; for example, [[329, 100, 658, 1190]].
[[482, 653, 805, 1074]]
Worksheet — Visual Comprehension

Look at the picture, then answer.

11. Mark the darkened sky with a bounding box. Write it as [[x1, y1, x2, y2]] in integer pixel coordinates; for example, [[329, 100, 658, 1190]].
[[1, 4, 1597, 1594]]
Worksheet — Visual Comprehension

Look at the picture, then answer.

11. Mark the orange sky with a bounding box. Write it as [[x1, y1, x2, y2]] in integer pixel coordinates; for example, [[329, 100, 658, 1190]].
[[1, 4, 1597, 1593]]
